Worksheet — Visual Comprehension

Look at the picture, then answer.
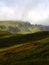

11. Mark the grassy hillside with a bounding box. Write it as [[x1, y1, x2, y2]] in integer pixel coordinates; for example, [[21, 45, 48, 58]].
[[0, 31, 49, 65], [0, 31, 49, 48], [0, 30, 11, 37], [0, 21, 41, 34], [0, 21, 49, 34]]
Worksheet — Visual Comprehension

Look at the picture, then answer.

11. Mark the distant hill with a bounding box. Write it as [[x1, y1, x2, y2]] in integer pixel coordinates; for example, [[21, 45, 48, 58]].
[[0, 21, 49, 34], [0, 31, 49, 65]]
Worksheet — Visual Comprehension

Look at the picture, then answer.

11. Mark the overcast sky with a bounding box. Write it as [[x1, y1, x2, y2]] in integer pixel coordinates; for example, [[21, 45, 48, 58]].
[[0, 0, 49, 25]]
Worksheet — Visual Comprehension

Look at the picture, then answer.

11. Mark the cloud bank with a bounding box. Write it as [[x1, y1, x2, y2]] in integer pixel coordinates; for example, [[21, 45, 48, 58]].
[[0, 0, 49, 25]]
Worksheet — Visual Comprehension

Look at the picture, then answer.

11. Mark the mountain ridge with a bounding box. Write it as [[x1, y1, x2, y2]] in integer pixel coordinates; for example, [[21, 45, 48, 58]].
[[0, 21, 49, 34]]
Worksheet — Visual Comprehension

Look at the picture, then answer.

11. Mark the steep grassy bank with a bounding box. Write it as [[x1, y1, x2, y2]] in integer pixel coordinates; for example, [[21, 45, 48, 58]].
[[0, 31, 49, 48], [0, 31, 49, 65]]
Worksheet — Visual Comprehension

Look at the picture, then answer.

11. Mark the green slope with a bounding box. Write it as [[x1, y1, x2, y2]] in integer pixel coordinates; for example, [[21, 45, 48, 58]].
[[0, 31, 49, 65], [0, 30, 11, 37], [0, 31, 49, 48], [0, 21, 41, 34]]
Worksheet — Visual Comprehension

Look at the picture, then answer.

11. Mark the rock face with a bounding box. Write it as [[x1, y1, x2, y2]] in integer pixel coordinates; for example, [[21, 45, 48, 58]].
[[34, 25, 49, 31], [7, 26, 20, 33], [0, 21, 49, 33]]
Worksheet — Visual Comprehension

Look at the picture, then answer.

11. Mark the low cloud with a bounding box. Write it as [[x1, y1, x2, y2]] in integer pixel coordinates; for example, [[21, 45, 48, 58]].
[[0, 0, 49, 25]]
